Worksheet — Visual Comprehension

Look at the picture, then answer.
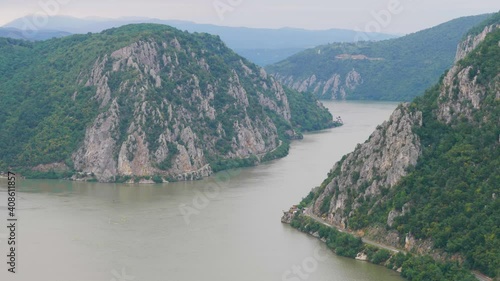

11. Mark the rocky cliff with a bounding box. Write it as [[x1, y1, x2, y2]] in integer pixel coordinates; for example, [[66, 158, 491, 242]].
[[274, 69, 363, 100], [455, 22, 500, 61], [312, 104, 422, 228], [71, 38, 292, 182], [439, 23, 500, 125], [287, 15, 500, 278], [0, 24, 335, 182]]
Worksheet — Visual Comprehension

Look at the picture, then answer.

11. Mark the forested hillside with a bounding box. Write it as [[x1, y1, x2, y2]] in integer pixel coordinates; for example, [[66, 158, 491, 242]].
[[0, 24, 336, 182], [268, 14, 492, 101]]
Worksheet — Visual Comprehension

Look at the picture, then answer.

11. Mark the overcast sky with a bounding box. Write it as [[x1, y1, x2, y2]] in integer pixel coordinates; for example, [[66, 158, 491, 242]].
[[1, 0, 499, 34]]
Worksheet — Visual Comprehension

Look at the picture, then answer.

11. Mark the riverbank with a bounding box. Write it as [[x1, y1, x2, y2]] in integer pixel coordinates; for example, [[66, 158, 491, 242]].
[[282, 208, 480, 281], [5, 120, 342, 184]]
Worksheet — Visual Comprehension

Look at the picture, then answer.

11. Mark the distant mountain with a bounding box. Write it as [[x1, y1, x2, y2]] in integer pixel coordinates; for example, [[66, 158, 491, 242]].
[[3, 15, 398, 65], [267, 14, 492, 101], [0, 24, 336, 182], [234, 48, 306, 67], [0, 27, 70, 41]]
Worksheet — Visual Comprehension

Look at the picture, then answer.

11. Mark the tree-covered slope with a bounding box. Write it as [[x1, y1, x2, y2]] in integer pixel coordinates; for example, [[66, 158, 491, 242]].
[[286, 15, 500, 280], [267, 14, 492, 101], [0, 24, 336, 182]]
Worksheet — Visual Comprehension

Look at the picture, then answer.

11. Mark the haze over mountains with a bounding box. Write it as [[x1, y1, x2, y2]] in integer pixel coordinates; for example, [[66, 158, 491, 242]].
[[2, 15, 398, 66], [0, 27, 70, 41]]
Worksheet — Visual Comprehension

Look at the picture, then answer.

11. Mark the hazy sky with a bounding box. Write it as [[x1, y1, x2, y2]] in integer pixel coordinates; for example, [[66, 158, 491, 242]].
[[1, 0, 499, 34]]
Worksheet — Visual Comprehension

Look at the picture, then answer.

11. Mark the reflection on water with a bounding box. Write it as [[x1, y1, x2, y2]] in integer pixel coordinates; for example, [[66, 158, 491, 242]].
[[0, 101, 403, 281]]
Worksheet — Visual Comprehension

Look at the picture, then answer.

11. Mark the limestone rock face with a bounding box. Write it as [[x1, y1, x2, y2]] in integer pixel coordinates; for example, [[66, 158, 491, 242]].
[[438, 23, 500, 125], [73, 100, 121, 182], [312, 104, 422, 228], [437, 64, 487, 124], [285, 19, 500, 269], [275, 69, 363, 100], [72, 35, 298, 182], [455, 24, 500, 62]]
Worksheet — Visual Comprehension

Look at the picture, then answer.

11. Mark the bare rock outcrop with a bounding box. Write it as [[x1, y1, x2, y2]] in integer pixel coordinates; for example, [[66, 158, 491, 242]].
[[73, 100, 121, 182], [312, 104, 422, 228], [71, 34, 301, 182], [275, 69, 363, 100], [438, 23, 500, 124]]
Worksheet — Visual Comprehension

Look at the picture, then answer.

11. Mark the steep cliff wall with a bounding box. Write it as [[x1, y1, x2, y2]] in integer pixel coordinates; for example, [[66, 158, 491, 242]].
[[275, 69, 363, 100], [312, 104, 422, 228], [439, 24, 500, 125], [455, 23, 500, 61]]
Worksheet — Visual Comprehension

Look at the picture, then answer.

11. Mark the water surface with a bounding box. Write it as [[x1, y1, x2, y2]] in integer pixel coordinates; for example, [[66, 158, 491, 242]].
[[0, 101, 403, 281]]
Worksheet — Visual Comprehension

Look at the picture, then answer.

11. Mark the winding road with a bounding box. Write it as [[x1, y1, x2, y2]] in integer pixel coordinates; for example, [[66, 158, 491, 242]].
[[303, 207, 403, 253], [303, 208, 492, 281]]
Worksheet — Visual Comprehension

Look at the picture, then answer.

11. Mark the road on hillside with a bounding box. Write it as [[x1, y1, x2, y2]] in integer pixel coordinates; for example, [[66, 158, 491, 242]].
[[303, 207, 403, 253], [303, 208, 492, 281]]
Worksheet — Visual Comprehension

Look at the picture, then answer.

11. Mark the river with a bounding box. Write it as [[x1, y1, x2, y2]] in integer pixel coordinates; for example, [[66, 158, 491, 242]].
[[0, 101, 403, 281]]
